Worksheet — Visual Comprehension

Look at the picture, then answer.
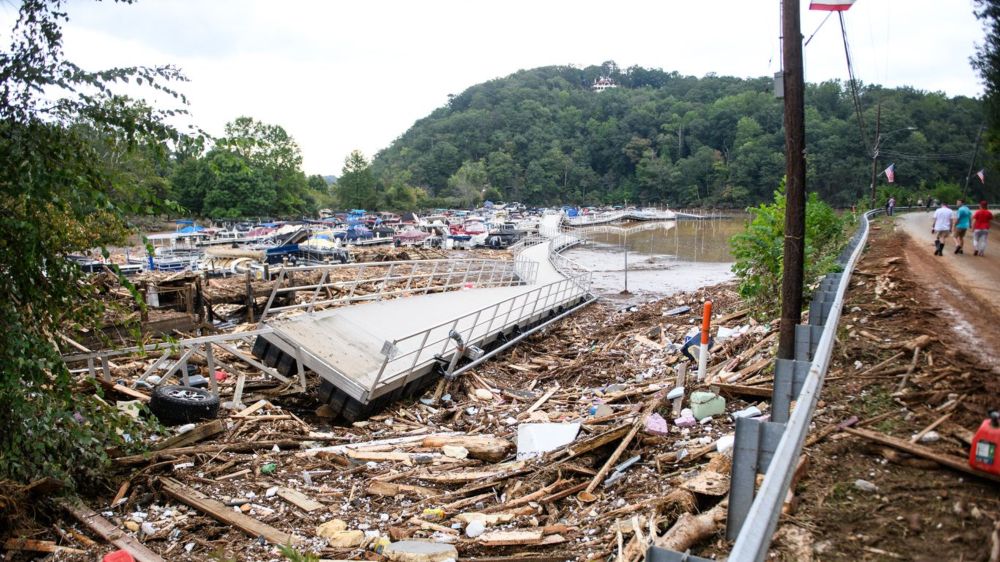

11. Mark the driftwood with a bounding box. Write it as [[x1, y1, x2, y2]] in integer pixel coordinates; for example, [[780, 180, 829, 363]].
[[653, 500, 728, 551], [421, 434, 512, 463], [56, 498, 165, 562], [158, 477, 296, 544], [844, 427, 1000, 483]]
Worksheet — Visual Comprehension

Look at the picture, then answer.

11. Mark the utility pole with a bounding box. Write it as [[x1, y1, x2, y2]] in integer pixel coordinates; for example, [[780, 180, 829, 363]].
[[869, 103, 882, 208], [778, 0, 806, 360], [963, 125, 985, 197]]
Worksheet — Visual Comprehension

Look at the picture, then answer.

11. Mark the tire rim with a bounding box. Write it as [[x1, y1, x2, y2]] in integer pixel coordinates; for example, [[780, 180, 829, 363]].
[[166, 389, 208, 402]]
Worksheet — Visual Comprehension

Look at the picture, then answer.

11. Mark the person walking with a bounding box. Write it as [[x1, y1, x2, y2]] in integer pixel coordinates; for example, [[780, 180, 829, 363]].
[[972, 200, 994, 256], [887, 196, 896, 216], [932, 201, 953, 256], [953, 199, 972, 255]]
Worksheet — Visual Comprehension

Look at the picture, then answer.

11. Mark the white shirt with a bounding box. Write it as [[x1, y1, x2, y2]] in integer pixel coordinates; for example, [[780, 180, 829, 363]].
[[933, 207, 953, 231]]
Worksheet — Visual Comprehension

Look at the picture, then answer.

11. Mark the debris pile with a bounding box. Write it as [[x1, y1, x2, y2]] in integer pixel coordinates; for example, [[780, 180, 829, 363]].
[[22, 282, 802, 561]]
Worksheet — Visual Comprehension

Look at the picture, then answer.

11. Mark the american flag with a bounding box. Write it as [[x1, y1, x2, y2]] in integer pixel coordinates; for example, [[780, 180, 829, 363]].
[[884, 163, 896, 183], [977, 169, 985, 184], [809, 0, 857, 10]]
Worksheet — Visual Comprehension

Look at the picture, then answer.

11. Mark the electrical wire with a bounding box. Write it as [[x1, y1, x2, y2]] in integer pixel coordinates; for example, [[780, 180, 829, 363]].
[[839, 12, 870, 151]]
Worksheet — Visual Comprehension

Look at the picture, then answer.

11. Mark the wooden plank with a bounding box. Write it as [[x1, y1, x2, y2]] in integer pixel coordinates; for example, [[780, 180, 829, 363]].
[[366, 480, 438, 499], [94, 378, 151, 403], [276, 487, 324, 512], [844, 427, 1000, 483], [713, 382, 773, 398], [56, 498, 166, 562], [3, 538, 85, 554], [478, 530, 544, 546], [154, 419, 225, 451], [116, 439, 302, 466], [158, 477, 296, 545], [234, 399, 270, 417]]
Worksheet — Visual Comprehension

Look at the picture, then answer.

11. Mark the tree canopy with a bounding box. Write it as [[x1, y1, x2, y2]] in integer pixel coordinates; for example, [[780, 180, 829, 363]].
[[372, 63, 989, 207]]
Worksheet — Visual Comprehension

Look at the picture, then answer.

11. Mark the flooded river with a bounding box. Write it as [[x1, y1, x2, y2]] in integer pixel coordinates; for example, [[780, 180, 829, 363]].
[[563, 214, 748, 303]]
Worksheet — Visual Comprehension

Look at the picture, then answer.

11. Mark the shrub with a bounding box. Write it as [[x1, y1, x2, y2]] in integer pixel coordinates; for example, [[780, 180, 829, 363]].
[[731, 181, 852, 316]]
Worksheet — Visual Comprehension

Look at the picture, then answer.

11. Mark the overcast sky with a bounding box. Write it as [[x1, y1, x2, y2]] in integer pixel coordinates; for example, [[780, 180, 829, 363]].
[[2, 0, 985, 175]]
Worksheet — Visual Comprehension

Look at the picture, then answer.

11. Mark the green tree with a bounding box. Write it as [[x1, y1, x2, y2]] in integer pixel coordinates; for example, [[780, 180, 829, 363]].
[[217, 116, 312, 216], [446, 160, 490, 207], [0, 0, 184, 489], [337, 150, 376, 209], [973, 0, 1000, 152], [201, 149, 274, 218]]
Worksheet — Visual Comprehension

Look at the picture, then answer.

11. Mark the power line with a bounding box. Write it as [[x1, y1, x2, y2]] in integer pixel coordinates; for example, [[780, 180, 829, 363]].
[[839, 13, 870, 152]]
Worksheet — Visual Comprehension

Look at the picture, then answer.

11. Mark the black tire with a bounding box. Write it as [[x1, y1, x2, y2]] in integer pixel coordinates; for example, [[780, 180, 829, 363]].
[[149, 385, 219, 425]]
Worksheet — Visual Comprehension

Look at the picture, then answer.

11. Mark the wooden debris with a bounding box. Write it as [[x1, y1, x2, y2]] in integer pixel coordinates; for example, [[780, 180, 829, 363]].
[[421, 434, 513, 463], [276, 487, 324, 512], [56, 498, 166, 562], [844, 427, 1000, 483], [653, 500, 728, 551], [158, 477, 297, 544], [3, 538, 86, 555], [478, 529, 545, 546], [153, 419, 226, 451]]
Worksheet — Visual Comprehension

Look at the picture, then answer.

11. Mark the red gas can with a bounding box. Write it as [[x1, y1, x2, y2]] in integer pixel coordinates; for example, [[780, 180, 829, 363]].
[[102, 550, 135, 562], [969, 411, 1000, 476]]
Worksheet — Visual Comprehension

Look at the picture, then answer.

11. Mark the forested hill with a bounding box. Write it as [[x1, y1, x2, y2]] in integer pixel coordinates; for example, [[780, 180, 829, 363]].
[[371, 63, 986, 207]]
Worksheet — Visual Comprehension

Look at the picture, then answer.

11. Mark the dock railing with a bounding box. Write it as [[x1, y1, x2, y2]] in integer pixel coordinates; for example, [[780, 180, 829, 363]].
[[367, 227, 595, 396], [259, 258, 537, 322]]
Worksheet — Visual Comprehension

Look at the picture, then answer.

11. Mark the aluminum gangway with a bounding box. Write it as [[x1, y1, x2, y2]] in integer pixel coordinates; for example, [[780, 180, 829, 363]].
[[252, 214, 597, 420]]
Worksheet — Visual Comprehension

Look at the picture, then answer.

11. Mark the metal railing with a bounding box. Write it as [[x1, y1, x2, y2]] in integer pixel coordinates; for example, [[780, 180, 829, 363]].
[[724, 209, 873, 561], [562, 208, 676, 226], [259, 258, 537, 322], [60, 327, 299, 406], [367, 270, 593, 394]]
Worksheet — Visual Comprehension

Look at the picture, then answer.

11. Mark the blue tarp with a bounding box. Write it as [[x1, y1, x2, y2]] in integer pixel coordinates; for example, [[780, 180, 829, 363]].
[[177, 225, 205, 233]]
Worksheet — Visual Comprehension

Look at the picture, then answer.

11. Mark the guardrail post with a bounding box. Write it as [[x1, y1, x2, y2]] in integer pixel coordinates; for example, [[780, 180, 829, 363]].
[[794, 324, 824, 361], [771, 358, 811, 423], [726, 416, 787, 540]]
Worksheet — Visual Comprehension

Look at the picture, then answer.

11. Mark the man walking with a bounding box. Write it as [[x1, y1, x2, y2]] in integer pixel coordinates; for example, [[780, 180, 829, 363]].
[[953, 199, 972, 255], [972, 200, 994, 256], [932, 201, 953, 256], [887, 196, 896, 216]]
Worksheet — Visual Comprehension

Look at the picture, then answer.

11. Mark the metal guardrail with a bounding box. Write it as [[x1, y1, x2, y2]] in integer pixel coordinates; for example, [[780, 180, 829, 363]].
[[649, 209, 876, 562], [259, 258, 538, 322]]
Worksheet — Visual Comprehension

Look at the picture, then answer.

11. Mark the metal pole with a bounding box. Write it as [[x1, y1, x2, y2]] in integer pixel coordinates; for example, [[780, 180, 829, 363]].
[[869, 103, 881, 208], [778, 0, 806, 361], [963, 124, 985, 197]]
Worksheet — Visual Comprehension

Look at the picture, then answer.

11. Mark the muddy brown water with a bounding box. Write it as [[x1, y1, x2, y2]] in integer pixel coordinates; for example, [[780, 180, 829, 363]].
[[564, 215, 747, 302]]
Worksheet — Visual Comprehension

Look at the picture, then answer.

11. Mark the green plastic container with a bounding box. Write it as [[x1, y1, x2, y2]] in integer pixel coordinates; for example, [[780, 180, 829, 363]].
[[690, 391, 726, 420]]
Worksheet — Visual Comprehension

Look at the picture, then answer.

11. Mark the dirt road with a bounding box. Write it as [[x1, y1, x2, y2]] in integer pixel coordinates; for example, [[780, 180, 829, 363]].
[[896, 210, 1000, 365]]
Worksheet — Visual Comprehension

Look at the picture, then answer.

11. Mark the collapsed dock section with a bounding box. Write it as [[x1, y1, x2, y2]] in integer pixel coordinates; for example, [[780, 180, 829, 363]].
[[252, 215, 595, 421]]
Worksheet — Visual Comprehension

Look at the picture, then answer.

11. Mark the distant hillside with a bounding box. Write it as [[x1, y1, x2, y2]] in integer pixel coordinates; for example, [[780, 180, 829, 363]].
[[323, 175, 337, 184], [372, 62, 985, 207]]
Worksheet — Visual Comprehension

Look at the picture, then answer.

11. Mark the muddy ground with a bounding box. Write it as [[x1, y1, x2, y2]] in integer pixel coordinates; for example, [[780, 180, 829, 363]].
[[773, 214, 1000, 561]]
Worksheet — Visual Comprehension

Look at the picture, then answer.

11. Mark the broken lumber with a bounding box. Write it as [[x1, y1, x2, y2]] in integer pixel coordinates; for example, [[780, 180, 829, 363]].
[[159, 477, 297, 544], [478, 529, 544, 546], [581, 389, 666, 498], [2, 538, 85, 555], [366, 481, 438, 499], [843, 427, 1000, 483], [275, 487, 323, 512], [653, 500, 728, 551], [153, 419, 225, 451], [421, 434, 513, 463], [116, 439, 302, 466], [56, 498, 166, 562]]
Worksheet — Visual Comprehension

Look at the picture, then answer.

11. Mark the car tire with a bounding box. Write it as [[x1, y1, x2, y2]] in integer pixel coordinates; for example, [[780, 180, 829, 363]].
[[149, 385, 219, 425]]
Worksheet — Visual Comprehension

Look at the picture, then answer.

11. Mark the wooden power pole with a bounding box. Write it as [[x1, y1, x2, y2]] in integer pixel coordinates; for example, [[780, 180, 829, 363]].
[[778, 0, 807, 360]]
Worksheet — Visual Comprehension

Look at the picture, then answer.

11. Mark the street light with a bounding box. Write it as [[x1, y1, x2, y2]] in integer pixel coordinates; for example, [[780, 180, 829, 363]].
[[870, 126, 917, 208]]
